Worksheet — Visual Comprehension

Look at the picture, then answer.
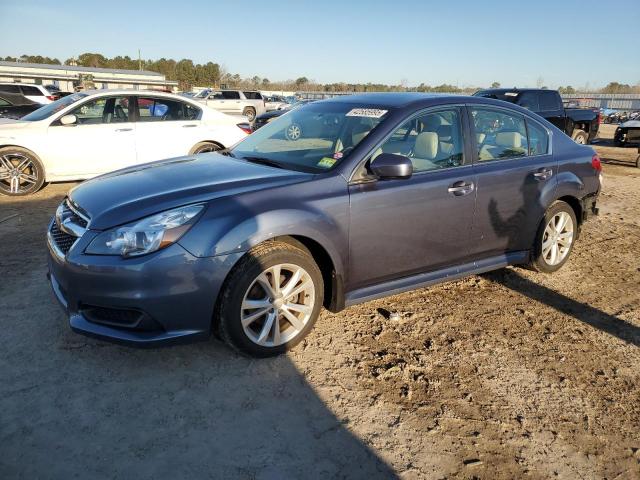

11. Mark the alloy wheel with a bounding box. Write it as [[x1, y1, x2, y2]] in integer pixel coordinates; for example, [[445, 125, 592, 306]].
[[240, 263, 315, 347], [286, 124, 302, 141], [541, 211, 574, 266], [0, 153, 38, 194]]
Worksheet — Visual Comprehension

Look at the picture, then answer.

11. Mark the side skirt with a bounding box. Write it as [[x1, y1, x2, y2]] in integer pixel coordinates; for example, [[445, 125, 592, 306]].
[[344, 251, 530, 308]]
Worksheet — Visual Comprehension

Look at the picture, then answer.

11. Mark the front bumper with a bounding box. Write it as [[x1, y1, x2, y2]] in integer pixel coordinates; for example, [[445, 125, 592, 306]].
[[47, 222, 243, 347]]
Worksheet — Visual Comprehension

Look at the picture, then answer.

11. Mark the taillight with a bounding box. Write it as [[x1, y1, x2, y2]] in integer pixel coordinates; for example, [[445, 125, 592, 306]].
[[46, 95, 55, 101], [237, 123, 252, 134], [596, 113, 601, 124], [591, 154, 602, 171]]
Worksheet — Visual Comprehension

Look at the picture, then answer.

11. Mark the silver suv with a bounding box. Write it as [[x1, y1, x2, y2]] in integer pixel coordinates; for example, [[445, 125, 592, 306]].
[[194, 89, 266, 120]]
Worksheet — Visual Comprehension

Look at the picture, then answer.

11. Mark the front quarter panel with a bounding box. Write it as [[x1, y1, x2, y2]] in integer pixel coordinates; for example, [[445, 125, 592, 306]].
[[178, 174, 349, 276]]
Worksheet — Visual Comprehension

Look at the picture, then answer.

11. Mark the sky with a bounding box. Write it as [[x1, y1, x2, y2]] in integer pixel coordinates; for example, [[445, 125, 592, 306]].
[[1, 0, 638, 89]]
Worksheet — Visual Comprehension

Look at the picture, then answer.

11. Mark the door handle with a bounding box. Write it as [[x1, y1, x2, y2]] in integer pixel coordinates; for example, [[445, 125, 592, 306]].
[[182, 124, 197, 128], [448, 180, 475, 196], [115, 128, 132, 132], [533, 168, 553, 180]]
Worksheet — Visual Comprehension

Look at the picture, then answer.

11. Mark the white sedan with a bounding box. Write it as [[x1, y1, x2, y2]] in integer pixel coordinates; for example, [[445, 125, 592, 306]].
[[0, 90, 249, 196]]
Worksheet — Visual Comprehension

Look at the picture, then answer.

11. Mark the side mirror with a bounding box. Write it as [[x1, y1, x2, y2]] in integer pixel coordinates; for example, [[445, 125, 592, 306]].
[[60, 114, 77, 126], [369, 153, 413, 179]]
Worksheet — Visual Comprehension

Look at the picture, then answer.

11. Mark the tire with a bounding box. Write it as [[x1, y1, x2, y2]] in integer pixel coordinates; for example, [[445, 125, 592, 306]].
[[216, 240, 324, 357], [190, 141, 222, 155], [571, 129, 588, 145], [0, 147, 45, 196], [242, 107, 256, 122], [529, 201, 577, 273]]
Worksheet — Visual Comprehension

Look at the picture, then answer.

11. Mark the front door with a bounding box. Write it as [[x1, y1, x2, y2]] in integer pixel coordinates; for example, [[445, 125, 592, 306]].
[[46, 95, 136, 178], [468, 107, 557, 257], [348, 107, 477, 291]]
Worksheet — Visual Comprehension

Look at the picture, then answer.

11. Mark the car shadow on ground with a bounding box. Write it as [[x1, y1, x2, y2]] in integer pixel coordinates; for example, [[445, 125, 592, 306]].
[[484, 269, 639, 348], [0, 191, 399, 479]]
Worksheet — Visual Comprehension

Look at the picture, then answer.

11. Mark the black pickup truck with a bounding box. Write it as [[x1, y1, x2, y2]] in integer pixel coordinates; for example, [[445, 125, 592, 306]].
[[473, 88, 599, 144]]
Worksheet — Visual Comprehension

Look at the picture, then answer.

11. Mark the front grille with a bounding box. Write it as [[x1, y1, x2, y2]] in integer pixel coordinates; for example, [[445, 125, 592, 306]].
[[65, 202, 88, 228], [50, 221, 77, 255]]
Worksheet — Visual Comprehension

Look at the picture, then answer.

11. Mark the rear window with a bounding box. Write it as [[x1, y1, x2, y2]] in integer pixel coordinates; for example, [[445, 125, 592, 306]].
[[539, 91, 562, 111], [21, 85, 44, 96], [243, 91, 263, 100]]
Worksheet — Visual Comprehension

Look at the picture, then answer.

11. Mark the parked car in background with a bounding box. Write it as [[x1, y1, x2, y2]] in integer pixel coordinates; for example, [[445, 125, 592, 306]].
[[614, 117, 640, 147], [0, 82, 58, 104], [473, 88, 599, 144], [194, 89, 266, 121], [0, 90, 249, 195], [0, 92, 41, 119], [46, 93, 601, 356], [264, 95, 288, 112], [252, 99, 315, 131]]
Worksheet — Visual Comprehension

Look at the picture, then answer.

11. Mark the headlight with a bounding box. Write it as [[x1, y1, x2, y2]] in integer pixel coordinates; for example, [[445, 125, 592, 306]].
[[86, 204, 204, 257]]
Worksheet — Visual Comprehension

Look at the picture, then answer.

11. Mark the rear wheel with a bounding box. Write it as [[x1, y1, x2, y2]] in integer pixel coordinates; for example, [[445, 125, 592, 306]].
[[190, 142, 222, 155], [0, 147, 45, 196], [529, 201, 577, 273], [217, 240, 324, 357], [572, 129, 588, 145], [242, 107, 256, 122]]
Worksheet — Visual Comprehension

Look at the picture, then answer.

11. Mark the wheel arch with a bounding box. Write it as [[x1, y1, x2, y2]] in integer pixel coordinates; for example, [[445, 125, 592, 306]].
[[188, 140, 225, 155]]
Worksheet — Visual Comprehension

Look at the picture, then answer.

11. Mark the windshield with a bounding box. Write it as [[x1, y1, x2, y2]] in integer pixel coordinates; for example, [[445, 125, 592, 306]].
[[231, 102, 390, 173], [193, 89, 211, 99], [21, 93, 88, 121]]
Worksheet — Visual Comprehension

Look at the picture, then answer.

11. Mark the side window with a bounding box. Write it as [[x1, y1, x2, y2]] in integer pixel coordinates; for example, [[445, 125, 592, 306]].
[[472, 108, 529, 161], [137, 97, 194, 122], [539, 91, 561, 111], [526, 120, 549, 156], [70, 97, 130, 125], [518, 92, 539, 112], [0, 97, 11, 106], [377, 109, 465, 173], [184, 102, 201, 120], [0, 85, 21, 94], [222, 91, 240, 99], [21, 85, 43, 96], [210, 91, 224, 100]]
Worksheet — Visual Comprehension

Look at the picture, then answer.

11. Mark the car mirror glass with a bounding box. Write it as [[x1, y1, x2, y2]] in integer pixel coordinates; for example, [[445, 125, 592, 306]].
[[60, 114, 77, 126]]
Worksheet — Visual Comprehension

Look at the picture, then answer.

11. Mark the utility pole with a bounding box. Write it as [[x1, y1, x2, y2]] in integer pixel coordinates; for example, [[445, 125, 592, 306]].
[[138, 49, 142, 71]]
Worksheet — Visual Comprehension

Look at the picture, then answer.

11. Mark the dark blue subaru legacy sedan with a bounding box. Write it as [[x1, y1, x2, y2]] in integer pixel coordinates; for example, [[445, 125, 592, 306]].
[[47, 94, 601, 356]]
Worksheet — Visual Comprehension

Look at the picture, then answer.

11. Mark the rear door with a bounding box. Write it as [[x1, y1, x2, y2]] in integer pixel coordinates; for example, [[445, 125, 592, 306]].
[[133, 96, 204, 163], [468, 106, 556, 258], [348, 106, 477, 290]]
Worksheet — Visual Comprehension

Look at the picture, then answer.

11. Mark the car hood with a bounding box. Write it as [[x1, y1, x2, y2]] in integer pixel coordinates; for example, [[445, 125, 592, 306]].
[[620, 119, 640, 128], [69, 154, 311, 230]]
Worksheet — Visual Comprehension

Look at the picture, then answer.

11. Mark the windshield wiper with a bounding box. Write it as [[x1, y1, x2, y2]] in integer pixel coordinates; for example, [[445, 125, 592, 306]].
[[241, 156, 285, 169], [219, 148, 236, 157]]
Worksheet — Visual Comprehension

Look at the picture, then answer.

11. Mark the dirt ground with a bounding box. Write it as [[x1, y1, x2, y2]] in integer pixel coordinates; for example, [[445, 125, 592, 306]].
[[0, 124, 638, 479]]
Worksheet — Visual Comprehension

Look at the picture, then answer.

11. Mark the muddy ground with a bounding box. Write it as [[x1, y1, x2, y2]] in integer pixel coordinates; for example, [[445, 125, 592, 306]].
[[0, 124, 638, 479]]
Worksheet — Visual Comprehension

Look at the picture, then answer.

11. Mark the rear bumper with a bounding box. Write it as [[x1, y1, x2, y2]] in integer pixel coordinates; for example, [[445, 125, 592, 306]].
[[47, 227, 243, 347]]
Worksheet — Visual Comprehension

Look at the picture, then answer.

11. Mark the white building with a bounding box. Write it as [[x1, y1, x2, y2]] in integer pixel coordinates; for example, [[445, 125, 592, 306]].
[[0, 61, 178, 92]]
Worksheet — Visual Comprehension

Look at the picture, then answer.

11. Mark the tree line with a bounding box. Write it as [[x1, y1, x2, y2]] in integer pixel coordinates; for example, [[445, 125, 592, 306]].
[[2, 54, 639, 94]]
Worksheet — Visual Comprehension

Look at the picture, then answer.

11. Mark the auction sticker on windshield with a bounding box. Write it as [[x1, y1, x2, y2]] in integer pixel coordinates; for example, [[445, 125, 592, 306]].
[[345, 108, 388, 118]]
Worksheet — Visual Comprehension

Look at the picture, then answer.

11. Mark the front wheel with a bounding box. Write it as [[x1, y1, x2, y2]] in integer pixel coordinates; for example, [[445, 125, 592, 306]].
[[217, 240, 324, 357], [529, 201, 577, 273], [0, 147, 45, 196]]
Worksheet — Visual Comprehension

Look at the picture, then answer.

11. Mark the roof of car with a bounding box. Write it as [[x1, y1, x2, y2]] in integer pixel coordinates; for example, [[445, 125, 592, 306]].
[[475, 88, 553, 94], [315, 92, 472, 108]]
